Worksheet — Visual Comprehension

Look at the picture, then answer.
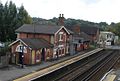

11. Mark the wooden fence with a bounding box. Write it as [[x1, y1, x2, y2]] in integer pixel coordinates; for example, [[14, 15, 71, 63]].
[[0, 54, 9, 68]]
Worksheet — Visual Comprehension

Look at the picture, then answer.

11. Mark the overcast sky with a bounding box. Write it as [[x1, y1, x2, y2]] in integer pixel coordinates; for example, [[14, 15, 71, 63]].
[[1, 0, 120, 24]]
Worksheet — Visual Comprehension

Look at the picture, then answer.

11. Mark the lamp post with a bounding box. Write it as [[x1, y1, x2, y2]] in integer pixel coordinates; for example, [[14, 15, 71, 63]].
[[56, 48, 59, 60], [21, 54, 24, 68], [20, 45, 24, 68]]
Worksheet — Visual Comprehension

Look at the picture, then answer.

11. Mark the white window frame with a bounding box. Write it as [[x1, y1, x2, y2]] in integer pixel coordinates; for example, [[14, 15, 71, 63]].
[[62, 48, 65, 56], [64, 33, 66, 42], [15, 45, 27, 53], [59, 32, 63, 41], [58, 45, 64, 48], [66, 46, 69, 54]]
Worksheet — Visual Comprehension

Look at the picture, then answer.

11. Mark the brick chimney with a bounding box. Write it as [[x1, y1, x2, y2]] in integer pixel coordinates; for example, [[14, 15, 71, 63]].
[[58, 14, 64, 26]]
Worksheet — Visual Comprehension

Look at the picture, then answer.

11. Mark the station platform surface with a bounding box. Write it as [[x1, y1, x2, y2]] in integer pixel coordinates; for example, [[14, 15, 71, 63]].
[[100, 69, 120, 81], [0, 48, 102, 81], [105, 45, 120, 50]]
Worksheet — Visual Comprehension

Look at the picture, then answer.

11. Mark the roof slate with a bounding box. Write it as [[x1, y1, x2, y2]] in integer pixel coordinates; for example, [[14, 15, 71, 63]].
[[16, 24, 61, 34], [79, 32, 92, 41], [20, 38, 53, 49], [73, 32, 92, 41], [80, 26, 99, 35]]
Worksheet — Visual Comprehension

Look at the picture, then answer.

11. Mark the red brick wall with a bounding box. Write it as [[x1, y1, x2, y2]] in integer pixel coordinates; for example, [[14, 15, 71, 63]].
[[34, 48, 53, 62], [58, 14, 64, 26], [90, 29, 100, 42], [54, 28, 70, 56], [55, 28, 69, 45], [11, 42, 20, 53], [45, 48, 53, 61], [18, 33, 27, 38], [36, 34, 51, 42], [18, 33, 51, 42], [77, 44, 81, 51], [11, 42, 31, 64], [24, 48, 31, 64], [27, 33, 34, 38]]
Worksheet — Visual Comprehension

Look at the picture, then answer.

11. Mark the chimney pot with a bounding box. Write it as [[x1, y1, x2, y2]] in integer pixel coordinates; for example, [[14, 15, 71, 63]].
[[62, 14, 64, 17], [59, 14, 61, 17], [58, 14, 64, 26]]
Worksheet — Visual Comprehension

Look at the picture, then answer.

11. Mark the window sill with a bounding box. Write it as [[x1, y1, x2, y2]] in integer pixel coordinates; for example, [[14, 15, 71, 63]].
[[59, 40, 63, 41]]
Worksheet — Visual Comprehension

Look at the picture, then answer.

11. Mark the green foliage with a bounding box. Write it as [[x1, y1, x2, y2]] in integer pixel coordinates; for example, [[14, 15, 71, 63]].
[[0, 1, 32, 42], [0, 47, 8, 56], [32, 17, 108, 31], [107, 22, 120, 37], [0, 42, 10, 56], [17, 5, 32, 26], [89, 45, 96, 49]]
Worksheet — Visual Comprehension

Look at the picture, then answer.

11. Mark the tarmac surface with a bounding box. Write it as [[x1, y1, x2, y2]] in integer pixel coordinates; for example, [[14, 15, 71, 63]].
[[105, 45, 120, 49]]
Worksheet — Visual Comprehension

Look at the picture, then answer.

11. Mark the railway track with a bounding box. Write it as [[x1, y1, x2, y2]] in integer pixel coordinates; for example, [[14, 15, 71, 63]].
[[33, 50, 115, 81], [56, 50, 119, 81], [84, 50, 120, 81], [53, 50, 115, 81]]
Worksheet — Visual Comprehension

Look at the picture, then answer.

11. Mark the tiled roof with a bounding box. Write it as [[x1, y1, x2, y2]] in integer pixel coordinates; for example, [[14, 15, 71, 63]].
[[67, 29, 74, 34], [16, 24, 61, 34], [79, 32, 92, 41], [72, 32, 92, 41], [16, 24, 72, 35], [66, 25, 99, 35], [80, 26, 99, 35], [20, 38, 53, 49]]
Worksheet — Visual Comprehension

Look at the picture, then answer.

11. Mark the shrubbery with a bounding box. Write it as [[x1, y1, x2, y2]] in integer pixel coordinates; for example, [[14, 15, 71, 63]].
[[0, 42, 10, 56]]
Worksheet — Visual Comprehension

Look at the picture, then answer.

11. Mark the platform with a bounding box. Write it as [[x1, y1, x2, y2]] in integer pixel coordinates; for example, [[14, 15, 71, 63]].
[[13, 48, 103, 81], [105, 45, 120, 50], [101, 69, 120, 81]]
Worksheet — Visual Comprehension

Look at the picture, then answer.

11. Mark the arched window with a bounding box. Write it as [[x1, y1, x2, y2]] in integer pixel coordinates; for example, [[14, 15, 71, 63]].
[[15, 45, 27, 53], [46, 49, 50, 60], [47, 49, 50, 56], [36, 50, 41, 62]]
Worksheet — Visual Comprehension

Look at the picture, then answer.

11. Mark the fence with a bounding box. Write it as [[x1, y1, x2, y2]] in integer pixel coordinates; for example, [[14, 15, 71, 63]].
[[0, 54, 9, 68]]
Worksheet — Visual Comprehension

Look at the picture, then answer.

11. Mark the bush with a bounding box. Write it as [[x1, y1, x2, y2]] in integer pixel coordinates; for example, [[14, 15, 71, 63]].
[[0, 43, 10, 56], [90, 45, 96, 49]]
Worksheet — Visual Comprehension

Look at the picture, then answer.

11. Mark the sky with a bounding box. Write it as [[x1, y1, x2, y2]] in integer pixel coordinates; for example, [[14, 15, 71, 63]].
[[1, 0, 120, 24]]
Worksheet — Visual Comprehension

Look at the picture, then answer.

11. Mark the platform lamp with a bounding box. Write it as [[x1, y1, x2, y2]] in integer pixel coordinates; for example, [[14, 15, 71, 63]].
[[20, 45, 24, 68]]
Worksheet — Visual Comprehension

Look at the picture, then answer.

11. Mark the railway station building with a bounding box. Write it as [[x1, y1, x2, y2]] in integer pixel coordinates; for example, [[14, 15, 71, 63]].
[[9, 24, 71, 65]]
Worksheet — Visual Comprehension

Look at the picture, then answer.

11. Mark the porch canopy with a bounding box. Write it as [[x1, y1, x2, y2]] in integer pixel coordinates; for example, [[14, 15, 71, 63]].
[[9, 38, 54, 50], [21, 38, 53, 49]]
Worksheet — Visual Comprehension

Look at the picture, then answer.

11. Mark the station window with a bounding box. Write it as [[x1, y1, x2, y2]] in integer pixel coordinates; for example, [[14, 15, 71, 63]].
[[36, 50, 41, 62], [62, 48, 64, 54], [59, 49, 61, 55], [47, 49, 50, 59], [59, 32, 63, 41]]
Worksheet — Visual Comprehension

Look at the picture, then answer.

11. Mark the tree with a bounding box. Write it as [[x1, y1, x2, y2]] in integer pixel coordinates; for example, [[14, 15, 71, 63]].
[[5, 1, 17, 41], [107, 22, 120, 37], [0, 2, 4, 41], [99, 22, 108, 30], [17, 5, 32, 27], [0, 1, 32, 42], [113, 23, 120, 36]]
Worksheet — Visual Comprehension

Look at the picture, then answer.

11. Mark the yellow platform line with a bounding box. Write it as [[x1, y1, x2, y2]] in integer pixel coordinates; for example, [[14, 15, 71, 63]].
[[105, 75, 116, 81]]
